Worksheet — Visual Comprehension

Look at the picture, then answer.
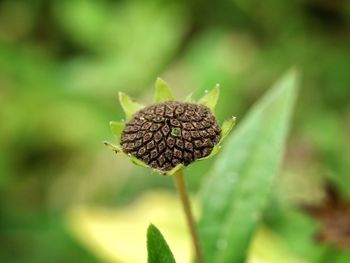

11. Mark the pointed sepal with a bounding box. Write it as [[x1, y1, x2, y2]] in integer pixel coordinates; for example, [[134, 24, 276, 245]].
[[118, 92, 144, 120], [197, 116, 236, 161], [109, 121, 125, 141], [154, 78, 175, 103], [198, 144, 221, 161], [198, 84, 220, 112], [103, 141, 122, 153], [184, 93, 194, 103], [129, 155, 149, 168], [105, 139, 149, 168], [220, 116, 236, 142]]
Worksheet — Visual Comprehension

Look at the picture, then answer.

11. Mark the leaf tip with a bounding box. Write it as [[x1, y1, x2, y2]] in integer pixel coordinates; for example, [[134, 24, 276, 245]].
[[288, 66, 300, 75], [283, 67, 301, 85], [147, 223, 154, 232], [147, 223, 176, 263]]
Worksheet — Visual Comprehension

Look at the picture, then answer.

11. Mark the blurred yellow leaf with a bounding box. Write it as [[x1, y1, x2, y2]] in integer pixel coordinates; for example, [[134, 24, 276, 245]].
[[247, 227, 309, 263], [65, 191, 197, 263]]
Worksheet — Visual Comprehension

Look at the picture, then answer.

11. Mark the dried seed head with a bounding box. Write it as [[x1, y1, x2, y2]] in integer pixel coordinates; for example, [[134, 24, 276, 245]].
[[121, 101, 221, 171]]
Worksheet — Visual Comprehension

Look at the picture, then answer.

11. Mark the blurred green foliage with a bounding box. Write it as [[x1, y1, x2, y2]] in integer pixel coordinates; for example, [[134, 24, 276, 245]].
[[0, 0, 350, 262]]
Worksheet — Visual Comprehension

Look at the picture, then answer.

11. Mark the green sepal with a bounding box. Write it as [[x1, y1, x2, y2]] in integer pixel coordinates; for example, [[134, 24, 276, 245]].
[[109, 121, 125, 141], [197, 145, 221, 161], [130, 155, 149, 168], [154, 78, 175, 103], [198, 84, 220, 112], [104, 140, 149, 169], [163, 164, 184, 176], [220, 116, 236, 142], [103, 141, 122, 153], [184, 93, 194, 103], [106, 121, 150, 168], [197, 116, 236, 161], [107, 119, 183, 173], [119, 92, 144, 120], [147, 164, 184, 176]]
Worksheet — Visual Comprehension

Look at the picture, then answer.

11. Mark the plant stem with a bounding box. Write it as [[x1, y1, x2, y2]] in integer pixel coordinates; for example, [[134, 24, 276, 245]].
[[173, 170, 204, 263]]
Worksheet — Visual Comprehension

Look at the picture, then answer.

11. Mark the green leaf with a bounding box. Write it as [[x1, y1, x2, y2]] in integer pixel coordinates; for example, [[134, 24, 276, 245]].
[[147, 224, 176, 263], [119, 92, 144, 120], [199, 69, 299, 263], [198, 84, 220, 111], [154, 78, 175, 103]]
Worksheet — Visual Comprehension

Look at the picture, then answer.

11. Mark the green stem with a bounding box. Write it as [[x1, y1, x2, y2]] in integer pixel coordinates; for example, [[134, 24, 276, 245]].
[[173, 170, 204, 263]]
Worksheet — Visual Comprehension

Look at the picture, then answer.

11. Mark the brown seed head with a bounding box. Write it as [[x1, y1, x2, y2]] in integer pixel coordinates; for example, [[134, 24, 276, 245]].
[[121, 101, 221, 171]]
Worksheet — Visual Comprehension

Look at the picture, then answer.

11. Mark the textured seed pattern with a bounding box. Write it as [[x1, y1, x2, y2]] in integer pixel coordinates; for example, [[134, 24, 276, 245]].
[[121, 101, 221, 171]]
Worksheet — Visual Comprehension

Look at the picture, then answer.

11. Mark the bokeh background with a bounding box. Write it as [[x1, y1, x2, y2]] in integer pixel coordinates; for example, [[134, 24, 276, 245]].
[[1, 0, 350, 262]]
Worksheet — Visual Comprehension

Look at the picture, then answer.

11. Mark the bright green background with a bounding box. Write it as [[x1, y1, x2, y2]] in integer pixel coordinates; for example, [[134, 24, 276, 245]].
[[1, 0, 350, 262]]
